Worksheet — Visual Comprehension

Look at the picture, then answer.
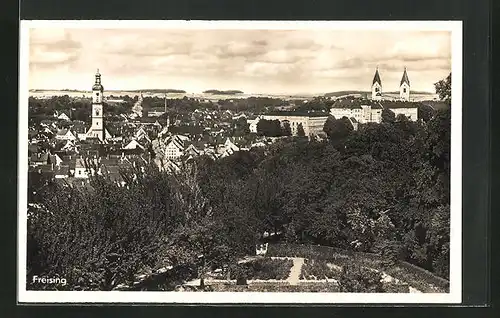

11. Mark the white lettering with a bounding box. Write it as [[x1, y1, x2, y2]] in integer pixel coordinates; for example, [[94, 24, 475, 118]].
[[31, 276, 67, 285]]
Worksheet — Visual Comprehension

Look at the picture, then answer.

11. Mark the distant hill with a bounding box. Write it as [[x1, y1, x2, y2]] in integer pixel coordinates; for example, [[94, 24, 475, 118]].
[[324, 90, 434, 97], [114, 89, 186, 94], [29, 89, 91, 93], [384, 90, 434, 95], [324, 91, 368, 97], [30, 89, 186, 94], [203, 89, 244, 95]]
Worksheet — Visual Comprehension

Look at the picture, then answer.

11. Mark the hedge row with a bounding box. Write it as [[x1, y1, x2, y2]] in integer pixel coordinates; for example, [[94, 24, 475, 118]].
[[209, 282, 341, 292], [267, 243, 449, 292], [384, 265, 448, 293]]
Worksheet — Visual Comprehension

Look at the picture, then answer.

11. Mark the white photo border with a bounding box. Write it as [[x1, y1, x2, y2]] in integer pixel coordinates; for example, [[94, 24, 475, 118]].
[[18, 20, 463, 304]]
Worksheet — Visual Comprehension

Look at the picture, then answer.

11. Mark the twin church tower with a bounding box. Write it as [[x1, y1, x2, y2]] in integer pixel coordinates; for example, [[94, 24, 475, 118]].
[[371, 67, 411, 101]]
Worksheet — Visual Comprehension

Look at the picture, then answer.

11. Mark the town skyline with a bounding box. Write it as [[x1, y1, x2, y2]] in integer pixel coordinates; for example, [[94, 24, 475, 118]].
[[29, 28, 451, 95]]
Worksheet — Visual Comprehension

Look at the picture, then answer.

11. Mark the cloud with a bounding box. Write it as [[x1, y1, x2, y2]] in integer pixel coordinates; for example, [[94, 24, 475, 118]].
[[28, 28, 452, 93], [30, 29, 81, 68]]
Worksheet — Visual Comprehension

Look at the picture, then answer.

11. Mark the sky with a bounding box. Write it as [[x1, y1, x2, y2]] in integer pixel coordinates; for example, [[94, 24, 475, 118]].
[[28, 27, 452, 95]]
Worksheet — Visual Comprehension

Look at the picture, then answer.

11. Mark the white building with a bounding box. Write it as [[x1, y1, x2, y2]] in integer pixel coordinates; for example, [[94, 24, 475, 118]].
[[217, 138, 240, 158], [259, 113, 329, 136], [247, 117, 261, 133], [55, 129, 77, 141], [381, 101, 419, 121], [57, 112, 71, 121], [330, 98, 384, 124]]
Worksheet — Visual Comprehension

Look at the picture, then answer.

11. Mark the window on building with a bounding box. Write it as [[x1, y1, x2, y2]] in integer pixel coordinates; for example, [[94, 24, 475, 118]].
[[403, 88, 407, 93]]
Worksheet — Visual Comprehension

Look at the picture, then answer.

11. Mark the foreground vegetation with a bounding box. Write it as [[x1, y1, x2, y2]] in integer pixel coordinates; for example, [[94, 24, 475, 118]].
[[27, 77, 451, 291]]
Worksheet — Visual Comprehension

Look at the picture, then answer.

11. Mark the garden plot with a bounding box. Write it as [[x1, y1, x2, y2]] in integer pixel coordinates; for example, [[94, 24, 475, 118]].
[[299, 259, 342, 281]]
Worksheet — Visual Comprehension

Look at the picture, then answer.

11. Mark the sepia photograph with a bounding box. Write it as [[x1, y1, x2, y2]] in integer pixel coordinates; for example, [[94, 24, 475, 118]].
[[18, 20, 462, 304]]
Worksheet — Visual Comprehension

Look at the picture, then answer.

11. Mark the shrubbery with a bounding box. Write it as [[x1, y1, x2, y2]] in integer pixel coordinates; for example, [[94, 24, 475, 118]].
[[230, 258, 293, 281], [337, 265, 384, 293], [300, 259, 341, 280], [209, 282, 340, 292]]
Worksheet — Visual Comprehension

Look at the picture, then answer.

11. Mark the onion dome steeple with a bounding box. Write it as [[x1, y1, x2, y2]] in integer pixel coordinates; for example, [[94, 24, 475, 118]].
[[92, 68, 104, 91]]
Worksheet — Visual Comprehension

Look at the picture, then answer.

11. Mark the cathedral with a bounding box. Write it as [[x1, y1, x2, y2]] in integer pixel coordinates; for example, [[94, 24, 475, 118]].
[[86, 69, 111, 141], [371, 67, 411, 101]]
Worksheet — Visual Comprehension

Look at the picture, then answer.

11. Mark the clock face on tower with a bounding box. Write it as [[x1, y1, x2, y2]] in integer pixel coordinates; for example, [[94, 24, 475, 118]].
[[93, 91, 102, 103]]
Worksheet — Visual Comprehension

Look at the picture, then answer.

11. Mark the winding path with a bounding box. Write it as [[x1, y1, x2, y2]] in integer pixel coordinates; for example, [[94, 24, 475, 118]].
[[286, 258, 304, 285]]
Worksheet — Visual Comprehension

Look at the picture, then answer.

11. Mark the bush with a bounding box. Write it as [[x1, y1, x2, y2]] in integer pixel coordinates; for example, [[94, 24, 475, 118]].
[[230, 258, 293, 281], [300, 259, 342, 280], [209, 282, 340, 292], [384, 264, 449, 293], [337, 265, 384, 293], [383, 282, 410, 293]]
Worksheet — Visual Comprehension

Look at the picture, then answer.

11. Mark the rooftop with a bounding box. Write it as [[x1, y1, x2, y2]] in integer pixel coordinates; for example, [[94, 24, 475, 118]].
[[381, 100, 420, 109], [331, 98, 383, 109]]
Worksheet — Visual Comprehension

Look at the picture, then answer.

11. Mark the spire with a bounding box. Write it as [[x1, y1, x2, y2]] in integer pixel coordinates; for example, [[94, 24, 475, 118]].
[[372, 67, 382, 85], [93, 68, 103, 91], [400, 67, 410, 86]]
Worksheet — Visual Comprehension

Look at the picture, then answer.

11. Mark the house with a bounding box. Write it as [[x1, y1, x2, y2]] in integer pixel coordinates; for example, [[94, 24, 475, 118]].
[[247, 116, 262, 133], [162, 135, 191, 160], [184, 143, 202, 157], [217, 137, 240, 158], [154, 158, 182, 173], [54, 165, 70, 179], [29, 152, 63, 167], [55, 129, 77, 141], [250, 141, 266, 149], [134, 126, 148, 139], [123, 139, 145, 151], [29, 152, 50, 166], [57, 112, 71, 121], [74, 157, 99, 179], [74, 157, 89, 179]]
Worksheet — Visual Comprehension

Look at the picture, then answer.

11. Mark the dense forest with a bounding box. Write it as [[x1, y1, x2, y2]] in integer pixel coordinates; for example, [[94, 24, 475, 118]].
[[27, 75, 451, 291]]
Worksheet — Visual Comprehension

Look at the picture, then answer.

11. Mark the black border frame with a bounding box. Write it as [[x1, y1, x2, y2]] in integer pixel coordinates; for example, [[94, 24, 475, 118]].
[[1, 0, 492, 315]]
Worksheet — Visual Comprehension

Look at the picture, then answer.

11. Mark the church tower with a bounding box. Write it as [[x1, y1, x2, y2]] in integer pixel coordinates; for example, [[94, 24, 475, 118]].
[[371, 67, 382, 101], [399, 67, 410, 101], [90, 69, 105, 140]]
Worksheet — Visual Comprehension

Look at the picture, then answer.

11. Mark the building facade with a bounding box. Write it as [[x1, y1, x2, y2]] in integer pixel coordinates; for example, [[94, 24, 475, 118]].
[[329, 98, 383, 124], [260, 114, 329, 136]]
